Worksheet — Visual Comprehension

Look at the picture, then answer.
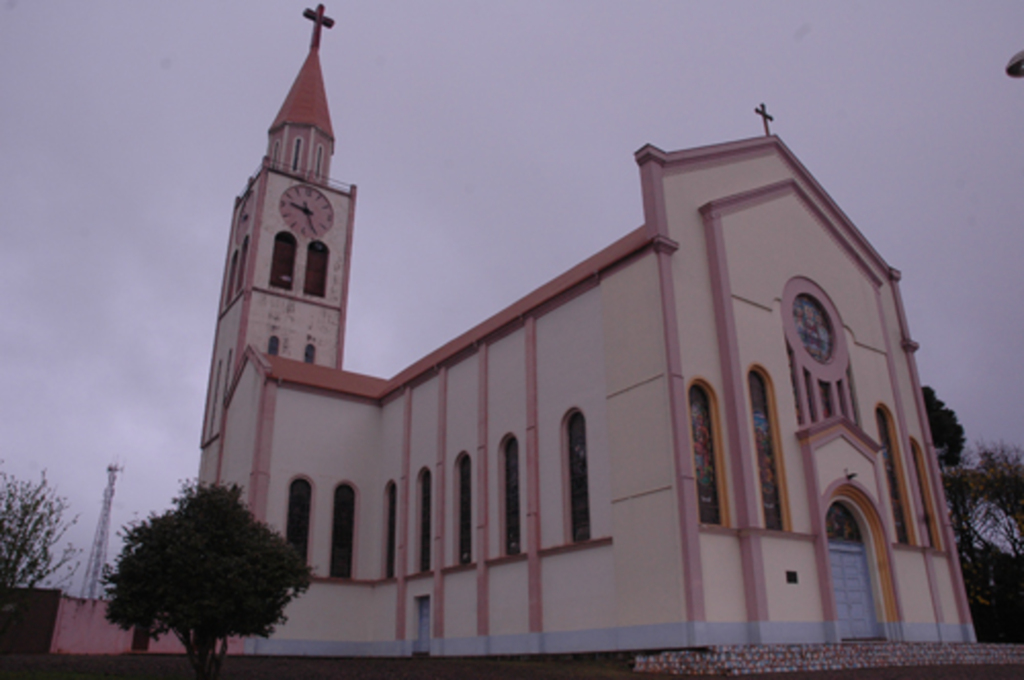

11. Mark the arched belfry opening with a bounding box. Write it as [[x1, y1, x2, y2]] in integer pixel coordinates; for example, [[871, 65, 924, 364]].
[[826, 501, 879, 639]]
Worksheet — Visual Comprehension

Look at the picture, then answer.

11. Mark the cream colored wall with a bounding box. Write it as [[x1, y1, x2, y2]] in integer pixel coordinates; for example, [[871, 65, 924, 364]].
[[217, 361, 262, 492], [814, 437, 879, 507], [699, 532, 747, 622], [536, 287, 611, 547], [205, 303, 243, 441], [541, 544, 615, 632], [599, 253, 684, 626], [931, 553, 959, 625], [486, 328, 527, 559], [247, 292, 340, 366], [761, 537, 823, 622], [488, 561, 529, 635], [611, 489, 684, 626], [265, 388, 382, 578], [278, 582, 376, 641], [406, 376, 439, 575], [443, 569, 477, 639], [443, 356, 479, 565], [371, 582, 397, 641], [892, 548, 936, 623]]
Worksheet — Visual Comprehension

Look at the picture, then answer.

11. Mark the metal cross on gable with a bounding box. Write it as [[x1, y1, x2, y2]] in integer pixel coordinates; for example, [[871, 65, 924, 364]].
[[304, 4, 335, 51], [755, 103, 774, 136]]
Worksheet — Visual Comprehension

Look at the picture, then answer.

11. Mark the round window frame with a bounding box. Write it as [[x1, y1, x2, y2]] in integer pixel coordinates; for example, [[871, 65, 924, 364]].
[[781, 277, 849, 383]]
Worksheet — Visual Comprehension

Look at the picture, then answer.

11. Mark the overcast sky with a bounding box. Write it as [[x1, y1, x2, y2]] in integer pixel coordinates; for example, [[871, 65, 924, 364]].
[[2, 1, 1023, 591]]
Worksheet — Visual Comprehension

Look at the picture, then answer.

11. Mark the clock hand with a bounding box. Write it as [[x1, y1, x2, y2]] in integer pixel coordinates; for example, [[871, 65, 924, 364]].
[[290, 201, 314, 216], [305, 212, 316, 235]]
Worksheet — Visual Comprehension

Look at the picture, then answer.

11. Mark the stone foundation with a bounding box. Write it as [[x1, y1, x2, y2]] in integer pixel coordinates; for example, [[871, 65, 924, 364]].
[[634, 642, 1024, 675]]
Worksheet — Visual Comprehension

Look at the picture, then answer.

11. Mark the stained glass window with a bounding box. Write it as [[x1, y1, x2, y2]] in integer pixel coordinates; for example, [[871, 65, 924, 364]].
[[385, 481, 396, 578], [458, 455, 472, 565], [419, 469, 432, 572], [787, 345, 802, 424], [749, 372, 783, 530], [819, 381, 833, 419], [793, 294, 833, 363], [826, 503, 862, 542], [877, 409, 908, 544], [330, 484, 355, 578], [689, 386, 721, 525], [568, 412, 591, 542], [286, 479, 311, 562], [504, 438, 520, 555]]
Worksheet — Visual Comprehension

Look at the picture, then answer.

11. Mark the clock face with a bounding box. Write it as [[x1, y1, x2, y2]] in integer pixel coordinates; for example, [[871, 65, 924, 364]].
[[278, 185, 334, 238], [235, 192, 253, 245]]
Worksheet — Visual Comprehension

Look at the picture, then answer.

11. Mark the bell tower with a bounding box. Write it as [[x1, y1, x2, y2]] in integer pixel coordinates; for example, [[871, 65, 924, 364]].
[[200, 4, 355, 455]]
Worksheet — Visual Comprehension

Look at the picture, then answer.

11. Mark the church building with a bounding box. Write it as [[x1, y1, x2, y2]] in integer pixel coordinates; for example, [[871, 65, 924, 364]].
[[199, 6, 974, 656]]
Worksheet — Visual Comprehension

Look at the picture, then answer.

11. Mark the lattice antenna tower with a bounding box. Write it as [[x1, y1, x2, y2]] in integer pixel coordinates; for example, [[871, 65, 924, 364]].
[[81, 463, 122, 600]]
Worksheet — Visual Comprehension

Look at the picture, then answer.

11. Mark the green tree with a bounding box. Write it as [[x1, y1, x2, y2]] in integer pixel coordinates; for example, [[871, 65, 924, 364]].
[[944, 443, 1024, 642], [104, 483, 310, 680], [923, 385, 966, 467], [0, 467, 77, 636]]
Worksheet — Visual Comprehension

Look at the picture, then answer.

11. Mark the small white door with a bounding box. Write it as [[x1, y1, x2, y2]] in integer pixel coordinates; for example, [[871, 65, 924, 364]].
[[830, 540, 879, 639], [413, 596, 430, 654]]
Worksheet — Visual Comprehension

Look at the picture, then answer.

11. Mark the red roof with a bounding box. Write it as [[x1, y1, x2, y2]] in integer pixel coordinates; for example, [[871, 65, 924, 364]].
[[270, 49, 334, 138]]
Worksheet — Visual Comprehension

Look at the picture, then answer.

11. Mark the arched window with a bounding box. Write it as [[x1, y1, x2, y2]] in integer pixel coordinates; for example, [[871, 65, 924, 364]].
[[877, 408, 909, 544], [330, 484, 355, 578], [304, 242, 329, 297], [291, 137, 303, 173], [272, 139, 281, 165], [269, 232, 297, 290], [567, 412, 591, 542], [384, 481, 397, 578], [419, 469, 432, 572], [689, 385, 722, 525], [304, 344, 315, 364], [503, 437, 521, 555], [286, 479, 312, 562], [826, 502, 862, 542], [315, 145, 324, 178], [749, 370, 784, 530], [457, 454, 472, 565], [227, 250, 239, 301], [235, 236, 249, 294], [911, 440, 940, 549], [267, 336, 279, 356]]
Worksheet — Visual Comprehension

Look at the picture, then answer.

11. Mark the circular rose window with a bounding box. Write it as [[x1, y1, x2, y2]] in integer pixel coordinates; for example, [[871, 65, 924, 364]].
[[793, 294, 833, 363]]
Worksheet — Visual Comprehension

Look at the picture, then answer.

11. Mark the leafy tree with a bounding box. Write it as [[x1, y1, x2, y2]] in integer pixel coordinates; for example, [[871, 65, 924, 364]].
[[104, 483, 310, 680], [923, 385, 966, 467], [0, 467, 77, 636], [944, 443, 1024, 642]]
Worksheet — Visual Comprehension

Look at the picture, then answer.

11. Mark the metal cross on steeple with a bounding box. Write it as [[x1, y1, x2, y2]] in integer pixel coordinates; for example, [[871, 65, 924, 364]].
[[755, 103, 774, 136], [303, 4, 335, 51]]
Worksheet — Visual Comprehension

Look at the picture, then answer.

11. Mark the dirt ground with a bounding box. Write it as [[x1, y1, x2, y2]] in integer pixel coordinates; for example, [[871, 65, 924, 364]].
[[1, 654, 1024, 680]]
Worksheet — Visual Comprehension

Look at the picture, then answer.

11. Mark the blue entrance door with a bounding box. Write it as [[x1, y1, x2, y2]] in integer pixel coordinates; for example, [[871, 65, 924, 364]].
[[829, 540, 879, 639]]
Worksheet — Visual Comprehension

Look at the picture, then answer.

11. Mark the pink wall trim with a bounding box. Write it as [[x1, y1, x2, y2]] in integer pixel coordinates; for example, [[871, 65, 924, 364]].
[[888, 275, 971, 626], [395, 387, 412, 640], [700, 208, 770, 623], [700, 179, 883, 289], [247, 350, 277, 522], [524, 317, 543, 633], [475, 345, 490, 637], [636, 148, 707, 621], [656, 244, 706, 621], [433, 367, 448, 638], [635, 137, 892, 284], [797, 433, 838, 622], [336, 184, 357, 370]]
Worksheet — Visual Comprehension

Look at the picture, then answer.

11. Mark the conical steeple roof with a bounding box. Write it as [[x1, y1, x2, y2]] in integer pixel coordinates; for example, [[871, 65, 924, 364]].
[[270, 48, 334, 138]]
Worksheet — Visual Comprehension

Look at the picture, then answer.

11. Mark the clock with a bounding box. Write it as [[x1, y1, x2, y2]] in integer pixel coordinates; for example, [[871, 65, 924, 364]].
[[278, 185, 334, 238], [235, 191, 253, 244]]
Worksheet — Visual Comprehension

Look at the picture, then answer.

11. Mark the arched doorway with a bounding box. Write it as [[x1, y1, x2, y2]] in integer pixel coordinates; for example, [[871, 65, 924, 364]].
[[826, 502, 879, 639]]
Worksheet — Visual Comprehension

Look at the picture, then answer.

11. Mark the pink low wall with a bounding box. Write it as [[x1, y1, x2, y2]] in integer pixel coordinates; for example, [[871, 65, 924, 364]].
[[50, 597, 243, 655]]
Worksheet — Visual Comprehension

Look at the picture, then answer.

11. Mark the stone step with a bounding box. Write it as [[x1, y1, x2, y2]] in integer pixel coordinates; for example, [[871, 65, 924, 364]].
[[634, 642, 1024, 676]]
